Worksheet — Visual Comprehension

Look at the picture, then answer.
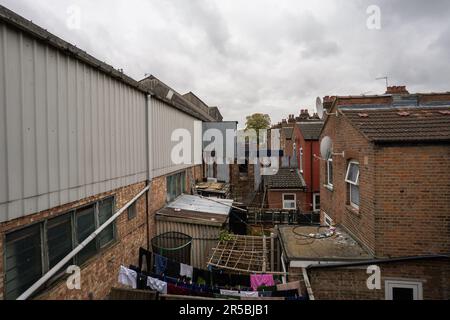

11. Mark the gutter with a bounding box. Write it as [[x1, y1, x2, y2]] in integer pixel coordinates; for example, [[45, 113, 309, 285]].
[[17, 185, 150, 300], [306, 254, 450, 270]]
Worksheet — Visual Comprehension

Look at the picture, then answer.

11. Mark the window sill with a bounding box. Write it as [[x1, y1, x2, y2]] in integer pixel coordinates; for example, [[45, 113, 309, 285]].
[[324, 184, 334, 192], [346, 205, 360, 217]]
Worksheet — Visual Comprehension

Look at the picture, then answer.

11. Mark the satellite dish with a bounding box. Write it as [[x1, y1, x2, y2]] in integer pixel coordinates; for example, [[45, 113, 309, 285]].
[[316, 97, 324, 119], [320, 136, 332, 159]]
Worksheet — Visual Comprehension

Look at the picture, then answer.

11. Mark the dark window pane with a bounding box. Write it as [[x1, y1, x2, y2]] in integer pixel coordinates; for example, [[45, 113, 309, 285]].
[[392, 287, 414, 300], [346, 162, 359, 184], [127, 202, 137, 221], [99, 197, 115, 247], [5, 224, 42, 300], [47, 214, 73, 269], [76, 205, 97, 264], [350, 184, 360, 206]]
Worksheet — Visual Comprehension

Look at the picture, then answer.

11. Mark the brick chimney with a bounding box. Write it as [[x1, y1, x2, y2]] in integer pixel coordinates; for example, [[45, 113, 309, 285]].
[[323, 96, 336, 110], [288, 114, 296, 123], [298, 109, 310, 120], [386, 86, 409, 95]]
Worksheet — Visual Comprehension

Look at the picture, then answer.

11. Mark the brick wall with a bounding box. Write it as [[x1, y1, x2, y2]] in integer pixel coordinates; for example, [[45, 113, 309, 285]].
[[304, 259, 450, 300], [0, 181, 148, 300], [267, 190, 309, 212], [320, 112, 377, 255], [374, 144, 450, 257]]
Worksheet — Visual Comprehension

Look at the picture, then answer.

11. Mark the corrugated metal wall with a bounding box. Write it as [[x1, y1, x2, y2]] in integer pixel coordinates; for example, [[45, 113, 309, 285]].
[[150, 98, 202, 178], [156, 219, 221, 269], [0, 23, 147, 222]]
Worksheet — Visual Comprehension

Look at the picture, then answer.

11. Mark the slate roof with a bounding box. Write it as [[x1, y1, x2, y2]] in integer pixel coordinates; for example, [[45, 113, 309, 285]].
[[283, 127, 294, 139], [341, 106, 450, 142], [297, 121, 324, 140], [266, 168, 306, 190]]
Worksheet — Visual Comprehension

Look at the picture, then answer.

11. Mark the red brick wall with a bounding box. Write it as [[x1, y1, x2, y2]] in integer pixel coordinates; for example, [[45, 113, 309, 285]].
[[0, 181, 148, 300], [267, 190, 308, 212], [320, 112, 377, 255], [304, 259, 450, 300], [374, 145, 450, 257]]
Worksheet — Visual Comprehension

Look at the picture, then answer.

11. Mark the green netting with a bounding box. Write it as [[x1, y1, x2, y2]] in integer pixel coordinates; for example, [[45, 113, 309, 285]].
[[151, 232, 192, 265]]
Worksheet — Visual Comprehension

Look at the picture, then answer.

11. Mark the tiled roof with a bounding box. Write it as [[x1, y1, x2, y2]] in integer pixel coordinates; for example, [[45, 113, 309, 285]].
[[297, 121, 324, 140], [341, 106, 450, 142], [266, 168, 306, 190]]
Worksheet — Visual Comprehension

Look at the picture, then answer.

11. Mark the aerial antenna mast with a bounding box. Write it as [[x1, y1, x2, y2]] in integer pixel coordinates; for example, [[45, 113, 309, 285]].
[[376, 76, 389, 88]]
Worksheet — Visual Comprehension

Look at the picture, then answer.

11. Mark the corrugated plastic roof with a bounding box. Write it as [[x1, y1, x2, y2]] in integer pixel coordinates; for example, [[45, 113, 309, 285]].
[[167, 194, 233, 215]]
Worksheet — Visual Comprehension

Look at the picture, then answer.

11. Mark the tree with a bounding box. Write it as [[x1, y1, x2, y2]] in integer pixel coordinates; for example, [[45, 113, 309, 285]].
[[245, 113, 271, 132], [245, 113, 271, 146]]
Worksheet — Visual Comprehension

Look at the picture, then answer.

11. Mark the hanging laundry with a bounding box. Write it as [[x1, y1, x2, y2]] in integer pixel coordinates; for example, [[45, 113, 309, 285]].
[[230, 273, 251, 287], [220, 289, 240, 297], [180, 263, 193, 279], [139, 247, 152, 272], [167, 283, 191, 296], [147, 276, 168, 294], [239, 291, 259, 298], [165, 259, 181, 278], [212, 270, 231, 287], [118, 266, 137, 289], [154, 254, 168, 275], [250, 274, 275, 291], [272, 289, 299, 298], [193, 268, 211, 286]]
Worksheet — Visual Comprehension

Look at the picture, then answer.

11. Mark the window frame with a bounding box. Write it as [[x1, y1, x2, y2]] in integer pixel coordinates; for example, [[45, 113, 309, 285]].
[[323, 211, 333, 227], [385, 280, 423, 300], [313, 193, 320, 212], [282, 193, 297, 210], [326, 156, 333, 188], [3, 195, 116, 299], [345, 161, 360, 209]]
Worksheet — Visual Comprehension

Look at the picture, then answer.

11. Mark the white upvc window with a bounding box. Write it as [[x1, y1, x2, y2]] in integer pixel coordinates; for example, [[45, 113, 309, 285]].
[[345, 161, 360, 209], [313, 193, 320, 212], [385, 280, 423, 300], [323, 211, 333, 227], [326, 156, 333, 188], [282, 193, 296, 210], [300, 147, 304, 173]]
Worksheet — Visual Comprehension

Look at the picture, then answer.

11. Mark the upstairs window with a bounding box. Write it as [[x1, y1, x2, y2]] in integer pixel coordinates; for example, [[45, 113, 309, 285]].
[[326, 156, 333, 188], [345, 161, 360, 208], [282, 193, 297, 210]]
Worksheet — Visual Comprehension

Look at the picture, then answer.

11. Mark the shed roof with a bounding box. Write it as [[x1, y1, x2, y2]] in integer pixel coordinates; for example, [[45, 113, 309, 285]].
[[297, 122, 324, 140], [341, 106, 450, 143], [266, 168, 306, 190]]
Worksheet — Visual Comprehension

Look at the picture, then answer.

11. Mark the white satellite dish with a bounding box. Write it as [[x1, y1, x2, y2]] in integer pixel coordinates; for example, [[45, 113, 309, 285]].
[[316, 97, 324, 119], [320, 136, 332, 159]]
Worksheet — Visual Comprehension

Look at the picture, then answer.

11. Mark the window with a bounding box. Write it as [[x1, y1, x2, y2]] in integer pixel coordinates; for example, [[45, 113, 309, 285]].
[[345, 161, 360, 208], [313, 193, 320, 212], [76, 205, 97, 265], [47, 214, 73, 269], [127, 202, 137, 221], [98, 197, 115, 247], [4, 196, 116, 299], [385, 280, 423, 300], [323, 212, 333, 227], [300, 148, 304, 172], [5, 224, 43, 300], [326, 156, 333, 187], [167, 171, 186, 202], [282, 194, 297, 210]]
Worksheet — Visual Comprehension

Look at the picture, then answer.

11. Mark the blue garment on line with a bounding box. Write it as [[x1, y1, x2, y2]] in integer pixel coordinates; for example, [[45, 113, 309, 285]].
[[154, 254, 168, 275]]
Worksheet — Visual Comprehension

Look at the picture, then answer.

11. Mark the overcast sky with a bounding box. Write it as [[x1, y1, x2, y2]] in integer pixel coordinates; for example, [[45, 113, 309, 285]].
[[1, 0, 449, 127]]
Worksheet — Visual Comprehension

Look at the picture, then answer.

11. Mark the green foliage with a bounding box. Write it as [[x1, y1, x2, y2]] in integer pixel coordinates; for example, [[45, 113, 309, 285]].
[[245, 113, 271, 132], [219, 230, 234, 242]]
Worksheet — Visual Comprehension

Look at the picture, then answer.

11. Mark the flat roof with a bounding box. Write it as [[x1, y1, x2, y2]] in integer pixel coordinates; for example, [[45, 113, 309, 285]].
[[156, 195, 232, 226], [278, 225, 371, 262]]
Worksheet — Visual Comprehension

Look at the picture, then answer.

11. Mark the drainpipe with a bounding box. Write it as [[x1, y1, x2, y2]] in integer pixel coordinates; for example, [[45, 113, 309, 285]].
[[17, 185, 150, 300], [145, 94, 153, 250]]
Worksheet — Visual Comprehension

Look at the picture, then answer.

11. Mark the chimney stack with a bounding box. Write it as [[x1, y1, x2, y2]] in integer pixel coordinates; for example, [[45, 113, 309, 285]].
[[386, 86, 409, 95], [323, 96, 336, 110]]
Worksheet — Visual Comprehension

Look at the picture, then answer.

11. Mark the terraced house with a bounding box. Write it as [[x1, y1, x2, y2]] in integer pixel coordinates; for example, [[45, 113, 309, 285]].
[[306, 87, 450, 300], [0, 6, 222, 300]]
